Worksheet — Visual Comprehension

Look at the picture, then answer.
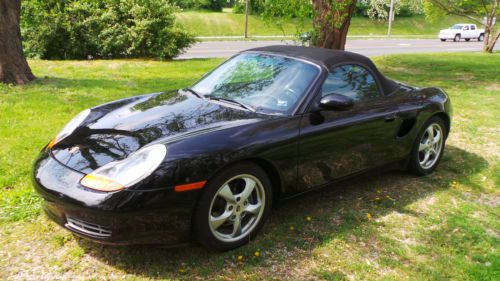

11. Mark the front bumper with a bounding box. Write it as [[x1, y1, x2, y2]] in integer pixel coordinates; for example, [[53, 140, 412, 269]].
[[33, 150, 200, 245]]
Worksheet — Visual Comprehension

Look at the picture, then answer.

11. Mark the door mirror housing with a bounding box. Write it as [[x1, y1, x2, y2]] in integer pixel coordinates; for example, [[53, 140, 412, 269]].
[[317, 93, 354, 111]]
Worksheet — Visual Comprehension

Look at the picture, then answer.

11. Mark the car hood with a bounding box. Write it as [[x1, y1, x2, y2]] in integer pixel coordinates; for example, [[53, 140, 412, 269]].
[[50, 90, 269, 174]]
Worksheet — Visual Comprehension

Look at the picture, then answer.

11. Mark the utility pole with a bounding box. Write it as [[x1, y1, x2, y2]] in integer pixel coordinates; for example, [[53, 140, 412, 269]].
[[244, 0, 249, 38], [387, 0, 394, 38]]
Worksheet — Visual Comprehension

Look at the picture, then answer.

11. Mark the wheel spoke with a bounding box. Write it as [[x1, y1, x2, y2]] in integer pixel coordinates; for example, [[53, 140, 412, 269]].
[[218, 184, 236, 203], [421, 151, 430, 165], [238, 178, 256, 202], [426, 126, 434, 140], [231, 215, 242, 237], [432, 130, 441, 144], [244, 202, 262, 215], [419, 142, 428, 152], [210, 210, 232, 230]]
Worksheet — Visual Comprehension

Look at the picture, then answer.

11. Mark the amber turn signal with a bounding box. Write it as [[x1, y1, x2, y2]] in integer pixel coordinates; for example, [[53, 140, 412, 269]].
[[47, 138, 57, 149], [80, 174, 125, 192], [174, 181, 206, 192]]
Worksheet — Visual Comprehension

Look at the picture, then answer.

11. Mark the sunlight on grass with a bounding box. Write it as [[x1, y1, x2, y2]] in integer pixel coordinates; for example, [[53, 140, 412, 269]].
[[0, 53, 498, 280], [175, 11, 465, 37]]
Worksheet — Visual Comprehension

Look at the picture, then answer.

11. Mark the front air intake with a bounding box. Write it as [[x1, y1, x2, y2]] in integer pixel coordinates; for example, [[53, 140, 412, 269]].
[[65, 216, 112, 238]]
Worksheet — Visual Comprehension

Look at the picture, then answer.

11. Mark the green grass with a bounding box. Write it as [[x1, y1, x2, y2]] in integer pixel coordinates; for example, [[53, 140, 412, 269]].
[[176, 9, 466, 37], [1, 53, 499, 280], [176, 9, 300, 37]]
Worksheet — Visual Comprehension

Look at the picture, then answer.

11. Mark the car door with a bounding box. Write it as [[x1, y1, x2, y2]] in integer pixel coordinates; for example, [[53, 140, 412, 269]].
[[297, 64, 401, 189], [463, 25, 473, 38], [469, 25, 477, 38]]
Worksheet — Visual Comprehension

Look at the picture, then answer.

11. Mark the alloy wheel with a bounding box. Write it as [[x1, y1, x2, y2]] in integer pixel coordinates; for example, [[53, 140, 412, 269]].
[[418, 123, 444, 169], [208, 174, 265, 243]]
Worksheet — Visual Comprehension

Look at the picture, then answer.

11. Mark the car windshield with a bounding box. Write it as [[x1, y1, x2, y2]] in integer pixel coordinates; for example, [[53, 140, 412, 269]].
[[451, 24, 463, 30], [191, 53, 320, 114]]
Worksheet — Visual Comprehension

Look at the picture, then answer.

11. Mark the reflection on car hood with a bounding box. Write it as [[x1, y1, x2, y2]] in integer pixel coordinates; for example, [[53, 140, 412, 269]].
[[51, 90, 268, 173]]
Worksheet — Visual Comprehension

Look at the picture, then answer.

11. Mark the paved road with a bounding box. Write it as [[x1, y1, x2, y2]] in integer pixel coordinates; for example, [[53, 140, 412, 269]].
[[178, 39, 487, 59]]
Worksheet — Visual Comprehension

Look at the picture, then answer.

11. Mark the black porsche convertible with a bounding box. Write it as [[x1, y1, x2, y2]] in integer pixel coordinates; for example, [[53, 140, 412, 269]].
[[33, 46, 452, 251]]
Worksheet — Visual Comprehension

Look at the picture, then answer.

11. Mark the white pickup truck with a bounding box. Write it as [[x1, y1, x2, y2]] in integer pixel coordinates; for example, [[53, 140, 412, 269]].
[[439, 24, 485, 42]]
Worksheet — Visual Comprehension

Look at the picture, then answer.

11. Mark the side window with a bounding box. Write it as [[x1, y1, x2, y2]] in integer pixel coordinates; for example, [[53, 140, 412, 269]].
[[471, 25, 476, 30], [464, 26, 469, 30], [321, 64, 380, 101]]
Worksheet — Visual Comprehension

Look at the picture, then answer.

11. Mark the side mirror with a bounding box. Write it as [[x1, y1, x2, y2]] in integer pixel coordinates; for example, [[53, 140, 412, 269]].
[[318, 93, 354, 111]]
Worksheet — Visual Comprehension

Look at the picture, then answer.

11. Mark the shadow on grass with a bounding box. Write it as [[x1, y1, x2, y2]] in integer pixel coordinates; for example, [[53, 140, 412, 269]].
[[77, 145, 488, 279]]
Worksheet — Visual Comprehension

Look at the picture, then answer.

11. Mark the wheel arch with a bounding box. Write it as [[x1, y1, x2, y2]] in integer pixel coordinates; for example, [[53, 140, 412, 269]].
[[431, 112, 451, 138], [188, 157, 283, 238], [204, 157, 283, 206], [244, 158, 282, 205]]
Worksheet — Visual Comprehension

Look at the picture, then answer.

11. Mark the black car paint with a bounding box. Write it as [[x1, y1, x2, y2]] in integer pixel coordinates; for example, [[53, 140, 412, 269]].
[[33, 51, 452, 245], [33, 149, 197, 245]]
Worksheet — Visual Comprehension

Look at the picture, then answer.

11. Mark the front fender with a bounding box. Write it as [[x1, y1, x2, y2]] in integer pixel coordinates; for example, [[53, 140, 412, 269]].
[[166, 116, 301, 196]]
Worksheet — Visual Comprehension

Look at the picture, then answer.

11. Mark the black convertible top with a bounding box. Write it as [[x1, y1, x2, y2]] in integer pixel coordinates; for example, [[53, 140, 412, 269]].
[[245, 45, 399, 95]]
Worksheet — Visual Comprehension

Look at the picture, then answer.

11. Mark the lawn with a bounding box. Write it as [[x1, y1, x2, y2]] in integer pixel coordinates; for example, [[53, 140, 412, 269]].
[[176, 9, 465, 38], [1, 52, 499, 280]]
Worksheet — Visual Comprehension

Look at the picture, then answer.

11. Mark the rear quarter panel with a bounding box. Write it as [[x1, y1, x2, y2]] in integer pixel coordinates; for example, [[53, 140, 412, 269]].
[[414, 86, 452, 135], [386, 85, 451, 159]]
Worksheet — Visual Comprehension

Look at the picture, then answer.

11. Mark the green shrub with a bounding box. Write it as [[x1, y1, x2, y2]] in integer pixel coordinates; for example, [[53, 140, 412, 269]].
[[355, 0, 371, 16], [172, 0, 226, 11], [21, 0, 196, 60], [232, 0, 265, 14]]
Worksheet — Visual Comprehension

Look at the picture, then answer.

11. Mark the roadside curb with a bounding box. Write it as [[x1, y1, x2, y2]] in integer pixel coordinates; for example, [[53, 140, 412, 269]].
[[196, 35, 436, 40]]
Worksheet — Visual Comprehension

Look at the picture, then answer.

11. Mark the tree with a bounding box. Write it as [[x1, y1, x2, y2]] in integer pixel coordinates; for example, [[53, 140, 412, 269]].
[[0, 0, 35, 85], [425, 0, 499, 53], [263, 0, 358, 50], [367, 0, 424, 19], [312, 0, 358, 49]]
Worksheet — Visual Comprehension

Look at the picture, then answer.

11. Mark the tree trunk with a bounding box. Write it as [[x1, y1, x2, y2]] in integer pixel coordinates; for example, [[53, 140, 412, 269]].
[[487, 31, 500, 53], [0, 0, 35, 85], [483, 1, 499, 53], [483, 16, 492, 52], [483, 25, 490, 51], [312, 0, 357, 50]]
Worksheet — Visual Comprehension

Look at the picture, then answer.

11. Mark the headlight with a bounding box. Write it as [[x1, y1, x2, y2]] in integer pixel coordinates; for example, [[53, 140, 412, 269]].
[[80, 144, 167, 192], [48, 109, 91, 148]]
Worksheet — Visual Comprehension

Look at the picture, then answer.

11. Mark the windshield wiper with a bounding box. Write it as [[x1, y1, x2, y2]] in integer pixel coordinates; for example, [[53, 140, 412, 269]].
[[204, 95, 256, 112], [184, 89, 256, 112], [184, 87, 202, 98]]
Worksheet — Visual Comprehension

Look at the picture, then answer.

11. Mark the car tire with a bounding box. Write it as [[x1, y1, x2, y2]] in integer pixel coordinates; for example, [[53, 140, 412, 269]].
[[407, 117, 447, 176], [193, 162, 273, 251], [478, 34, 484, 42], [440, 39, 446, 42], [453, 34, 460, 42]]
